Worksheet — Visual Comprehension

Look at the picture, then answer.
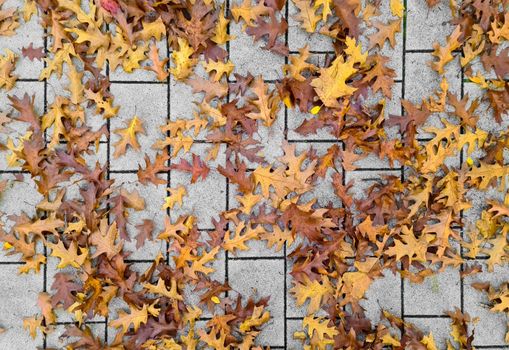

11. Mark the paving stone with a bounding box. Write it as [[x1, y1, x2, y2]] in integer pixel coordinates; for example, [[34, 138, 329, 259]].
[[406, 317, 453, 349], [344, 169, 401, 200], [229, 22, 285, 80], [109, 173, 167, 260], [45, 323, 106, 349], [109, 83, 168, 171], [0, 0, 44, 80], [170, 143, 227, 230], [463, 261, 509, 346], [404, 52, 462, 139], [0, 81, 44, 171], [287, 2, 334, 52], [463, 82, 509, 134], [406, 0, 455, 50], [360, 269, 401, 324], [0, 265, 43, 349], [404, 267, 461, 316], [286, 318, 303, 350], [0, 174, 43, 262], [228, 258, 285, 347]]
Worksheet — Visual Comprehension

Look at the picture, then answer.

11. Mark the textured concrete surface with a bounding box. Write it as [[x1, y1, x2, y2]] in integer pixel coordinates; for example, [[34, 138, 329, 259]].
[[0, 0, 506, 349]]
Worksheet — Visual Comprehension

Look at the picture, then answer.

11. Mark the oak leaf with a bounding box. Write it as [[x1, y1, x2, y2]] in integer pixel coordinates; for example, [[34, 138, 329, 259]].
[[311, 56, 357, 108], [113, 116, 146, 158], [291, 275, 333, 314], [144, 43, 169, 81], [48, 240, 88, 269], [369, 19, 401, 49], [143, 278, 183, 300], [89, 220, 123, 259], [431, 25, 462, 74], [0, 49, 17, 90], [110, 304, 149, 334], [170, 38, 197, 81], [292, 0, 321, 33], [162, 185, 187, 210], [246, 76, 280, 126], [21, 43, 44, 61]]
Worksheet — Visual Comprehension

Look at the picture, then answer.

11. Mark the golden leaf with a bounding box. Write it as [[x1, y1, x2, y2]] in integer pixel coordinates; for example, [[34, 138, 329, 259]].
[[0, 49, 17, 90], [162, 185, 187, 210], [292, 0, 321, 33], [113, 116, 146, 158], [390, 0, 404, 18], [291, 275, 333, 314], [48, 240, 88, 269], [311, 56, 357, 108], [170, 38, 197, 81], [110, 304, 149, 334]]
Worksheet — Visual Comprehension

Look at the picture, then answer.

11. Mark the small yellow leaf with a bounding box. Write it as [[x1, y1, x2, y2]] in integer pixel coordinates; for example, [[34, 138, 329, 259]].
[[3, 242, 12, 249], [283, 95, 293, 108], [390, 0, 404, 18], [211, 296, 220, 304], [310, 105, 321, 114], [293, 331, 306, 340], [466, 157, 474, 166]]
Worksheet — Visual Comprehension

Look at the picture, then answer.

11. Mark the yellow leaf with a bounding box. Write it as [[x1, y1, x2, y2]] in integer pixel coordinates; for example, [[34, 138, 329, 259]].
[[292, 0, 321, 33], [170, 38, 197, 81], [23, 0, 37, 22], [246, 76, 280, 126], [18, 254, 46, 274], [211, 5, 235, 44], [239, 306, 270, 332], [283, 95, 293, 108], [23, 315, 47, 339], [223, 223, 264, 253], [143, 278, 183, 300], [110, 304, 149, 334], [314, 0, 332, 22], [231, 0, 270, 26], [283, 45, 317, 82], [302, 315, 338, 341], [310, 105, 321, 114], [0, 49, 18, 91], [65, 26, 110, 54], [113, 116, 146, 158], [290, 275, 333, 314], [390, 0, 404, 18], [67, 63, 84, 104], [382, 333, 401, 346], [431, 25, 461, 74], [184, 246, 219, 279], [140, 17, 166, 41], [344, 36, 367, 65], [422, 332, 439, 350], [162, 185, 187, 210], [211, 296, 220, 304], [202, 59, 234, 82], [122, 44, 148, 73], [48, 240, 88, 269], [311, 56, 357, 108]]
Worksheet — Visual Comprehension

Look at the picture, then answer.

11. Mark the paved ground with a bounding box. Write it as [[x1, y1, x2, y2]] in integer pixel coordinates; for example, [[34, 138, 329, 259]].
[[0, 0, 508, 349]]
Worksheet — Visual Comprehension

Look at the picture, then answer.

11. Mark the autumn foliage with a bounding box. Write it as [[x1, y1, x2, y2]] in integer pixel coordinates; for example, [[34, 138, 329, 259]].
[[0, 0, 508, 349]]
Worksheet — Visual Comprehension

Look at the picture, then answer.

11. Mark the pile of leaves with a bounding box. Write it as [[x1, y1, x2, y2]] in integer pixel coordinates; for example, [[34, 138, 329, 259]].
[[0, 0, 508, 348]]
